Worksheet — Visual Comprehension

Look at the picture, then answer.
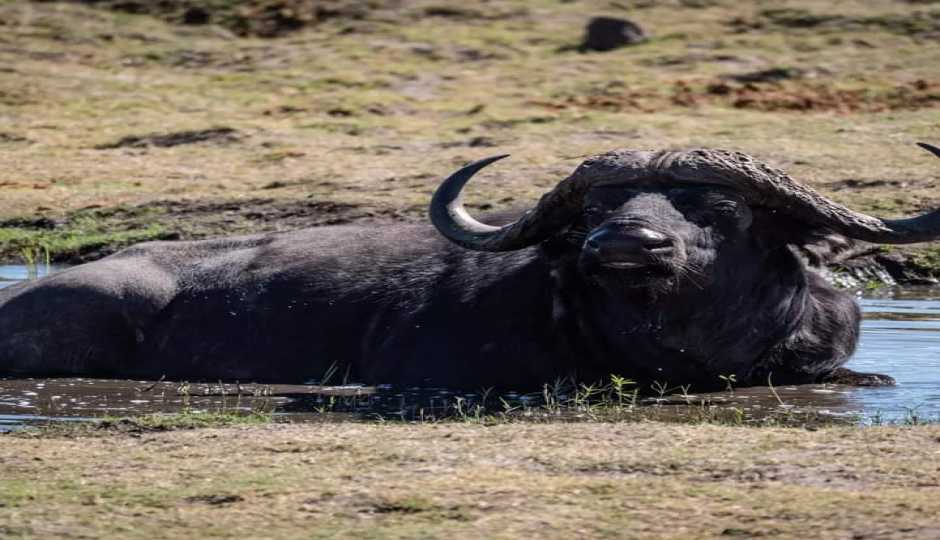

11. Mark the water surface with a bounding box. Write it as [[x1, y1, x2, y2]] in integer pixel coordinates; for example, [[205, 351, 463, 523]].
[[1, 266, 938, 428], [0, 264, 57, 284]]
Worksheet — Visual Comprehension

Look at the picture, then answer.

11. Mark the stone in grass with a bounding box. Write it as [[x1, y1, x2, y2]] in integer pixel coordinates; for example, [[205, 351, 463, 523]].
[[581, 17, 648, 52]]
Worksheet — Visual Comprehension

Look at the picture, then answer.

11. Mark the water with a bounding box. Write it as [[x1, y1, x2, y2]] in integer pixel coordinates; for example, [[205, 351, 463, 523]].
[[1, 266, 939, 428], [852, 288, 940, 420], [0, 264, 57, 284]]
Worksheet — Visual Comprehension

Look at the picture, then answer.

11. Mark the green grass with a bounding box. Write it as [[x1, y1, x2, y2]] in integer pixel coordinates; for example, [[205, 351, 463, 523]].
[[13, 410, 277, 438], [0, 221, 169, 264], [908, 247, 940, 278]]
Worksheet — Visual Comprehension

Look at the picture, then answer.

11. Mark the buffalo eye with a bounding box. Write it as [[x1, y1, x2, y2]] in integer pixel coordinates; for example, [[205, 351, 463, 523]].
[[712, 201, 738, 215], [584, 206, 601, 215]]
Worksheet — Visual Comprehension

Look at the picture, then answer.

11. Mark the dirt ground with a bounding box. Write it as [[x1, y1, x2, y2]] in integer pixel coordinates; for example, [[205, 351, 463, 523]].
[[0, 0, 939, 276], [2, 422, 940, 539]]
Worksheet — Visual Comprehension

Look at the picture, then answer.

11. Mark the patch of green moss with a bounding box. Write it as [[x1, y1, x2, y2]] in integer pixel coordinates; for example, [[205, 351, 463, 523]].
[[12, 410, 276, 438], [0, 219, 170, 264], [908, 247, 940, 278]]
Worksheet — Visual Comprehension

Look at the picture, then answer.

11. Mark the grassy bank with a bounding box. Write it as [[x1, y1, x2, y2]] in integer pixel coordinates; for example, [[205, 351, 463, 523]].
[[0, 0, 938, 269], [2, 422, 939, 538]]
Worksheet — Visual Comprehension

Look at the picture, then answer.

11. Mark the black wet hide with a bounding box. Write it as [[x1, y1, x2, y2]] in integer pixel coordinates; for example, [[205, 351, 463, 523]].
[[0, 185, 879, 391]]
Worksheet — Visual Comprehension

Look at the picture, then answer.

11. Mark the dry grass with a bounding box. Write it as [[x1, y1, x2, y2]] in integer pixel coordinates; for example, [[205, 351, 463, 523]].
[[0, 0, 939, 262], [2, 422, 940, 538]]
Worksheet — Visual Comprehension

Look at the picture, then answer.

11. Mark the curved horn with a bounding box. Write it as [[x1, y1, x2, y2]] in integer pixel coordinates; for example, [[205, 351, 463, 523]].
[[658, 143, 940, 244], [431, 143, 940, 251], [430, 152, 652, 251]]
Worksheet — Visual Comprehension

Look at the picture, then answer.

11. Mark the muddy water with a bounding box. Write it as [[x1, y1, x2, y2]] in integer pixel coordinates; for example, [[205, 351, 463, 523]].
[[1, 266, 939, 428]]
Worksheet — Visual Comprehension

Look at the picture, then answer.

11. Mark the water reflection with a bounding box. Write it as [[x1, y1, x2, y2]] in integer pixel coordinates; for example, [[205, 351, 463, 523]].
[[0, 264, 57, 285], [0, 377, 872, 430], [0, 267, 939, 427], [851, 290, 940, 420]]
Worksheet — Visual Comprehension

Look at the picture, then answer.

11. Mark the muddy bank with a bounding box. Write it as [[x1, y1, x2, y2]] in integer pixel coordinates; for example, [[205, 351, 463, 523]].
[[2, 195, 939, 287], [833, 245, 940, 287], [0, 198, 419, 264]]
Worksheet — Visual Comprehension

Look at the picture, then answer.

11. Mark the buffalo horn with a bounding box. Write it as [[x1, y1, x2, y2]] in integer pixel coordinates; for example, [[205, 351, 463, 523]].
[[429, 153, 634, 251], [430, 143, 940, 251], [660, 143, 940, 244]]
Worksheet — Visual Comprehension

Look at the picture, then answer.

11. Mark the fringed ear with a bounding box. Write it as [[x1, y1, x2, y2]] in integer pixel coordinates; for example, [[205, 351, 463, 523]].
[[750, 207, 878, 268]]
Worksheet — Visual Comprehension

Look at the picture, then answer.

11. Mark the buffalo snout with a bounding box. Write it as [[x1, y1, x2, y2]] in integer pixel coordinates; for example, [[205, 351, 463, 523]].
[[583, 224, 674, 268]]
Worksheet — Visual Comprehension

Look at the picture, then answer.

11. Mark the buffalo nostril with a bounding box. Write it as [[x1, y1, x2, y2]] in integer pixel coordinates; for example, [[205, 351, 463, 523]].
[[585, 239, 600, 250]]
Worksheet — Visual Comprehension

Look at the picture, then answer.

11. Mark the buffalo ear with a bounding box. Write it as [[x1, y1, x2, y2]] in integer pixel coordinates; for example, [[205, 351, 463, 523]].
[[750, 207, 876, 268]]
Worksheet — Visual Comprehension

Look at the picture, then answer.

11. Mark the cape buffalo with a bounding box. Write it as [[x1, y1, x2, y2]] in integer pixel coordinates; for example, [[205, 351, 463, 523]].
[[2, 145, 939, 390]]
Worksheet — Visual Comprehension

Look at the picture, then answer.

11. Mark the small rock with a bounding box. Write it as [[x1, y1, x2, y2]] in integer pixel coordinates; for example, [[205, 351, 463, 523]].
[[182, 7, 210, 25], [581, 17, 648, 52]]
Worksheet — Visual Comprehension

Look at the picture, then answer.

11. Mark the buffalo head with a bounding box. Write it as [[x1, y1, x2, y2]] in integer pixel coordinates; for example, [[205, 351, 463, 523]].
[[429, 144, 940, 288], [573, 184, 752, 289]]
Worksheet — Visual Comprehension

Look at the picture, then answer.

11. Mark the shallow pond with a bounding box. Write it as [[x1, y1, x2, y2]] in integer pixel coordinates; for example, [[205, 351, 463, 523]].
[[1, 265, 939, 429]]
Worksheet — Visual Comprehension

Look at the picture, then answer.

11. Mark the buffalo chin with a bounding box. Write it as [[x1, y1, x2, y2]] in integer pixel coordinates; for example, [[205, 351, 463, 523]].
[[580, 259, 678, 289]]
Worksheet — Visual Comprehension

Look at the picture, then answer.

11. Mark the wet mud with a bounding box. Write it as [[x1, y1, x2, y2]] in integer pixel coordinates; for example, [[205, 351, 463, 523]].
[[2, 194, 939, 281], [0, 376, 899, 431], [0, 198, 417, 263]]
